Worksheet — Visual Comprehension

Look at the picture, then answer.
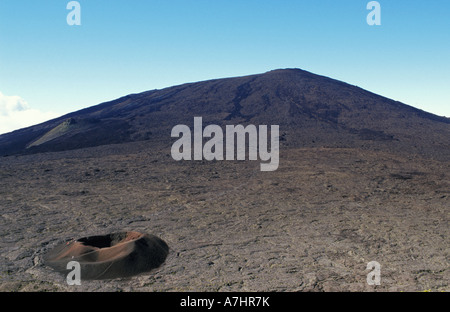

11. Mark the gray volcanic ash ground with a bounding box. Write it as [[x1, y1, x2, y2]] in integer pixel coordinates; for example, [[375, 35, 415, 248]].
[[1, 143, 448, 291]]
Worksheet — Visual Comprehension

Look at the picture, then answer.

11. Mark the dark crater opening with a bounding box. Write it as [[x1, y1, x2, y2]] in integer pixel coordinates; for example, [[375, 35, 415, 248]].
[[77, 232, 135, 248], [78, 235, 114, 248]]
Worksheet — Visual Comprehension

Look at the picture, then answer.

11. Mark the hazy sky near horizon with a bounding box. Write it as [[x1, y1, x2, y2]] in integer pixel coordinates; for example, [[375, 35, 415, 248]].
[[1, 0, 449, 134]]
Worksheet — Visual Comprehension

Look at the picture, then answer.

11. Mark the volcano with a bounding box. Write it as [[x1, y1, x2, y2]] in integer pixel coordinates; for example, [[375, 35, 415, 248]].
[[1, 68, 449, 159]]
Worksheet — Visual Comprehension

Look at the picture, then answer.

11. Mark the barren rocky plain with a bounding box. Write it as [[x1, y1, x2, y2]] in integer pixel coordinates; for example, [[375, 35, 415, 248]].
[[0, 69, 448, 292], [0, 140, 448, 292]]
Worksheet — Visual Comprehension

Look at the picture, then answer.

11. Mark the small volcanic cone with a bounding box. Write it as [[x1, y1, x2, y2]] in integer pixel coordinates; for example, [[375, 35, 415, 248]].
[[44, 231, 169, 280]]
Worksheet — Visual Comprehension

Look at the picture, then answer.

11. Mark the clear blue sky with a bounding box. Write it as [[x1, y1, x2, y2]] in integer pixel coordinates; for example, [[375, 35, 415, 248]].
[[0, 1, 449, 133]]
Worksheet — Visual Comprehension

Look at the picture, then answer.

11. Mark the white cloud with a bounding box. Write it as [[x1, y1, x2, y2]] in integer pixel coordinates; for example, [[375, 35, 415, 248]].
[[0, 92, 61, 135]]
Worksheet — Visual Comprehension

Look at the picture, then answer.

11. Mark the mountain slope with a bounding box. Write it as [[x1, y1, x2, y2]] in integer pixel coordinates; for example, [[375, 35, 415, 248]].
[[0, 68, 449, 159]]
